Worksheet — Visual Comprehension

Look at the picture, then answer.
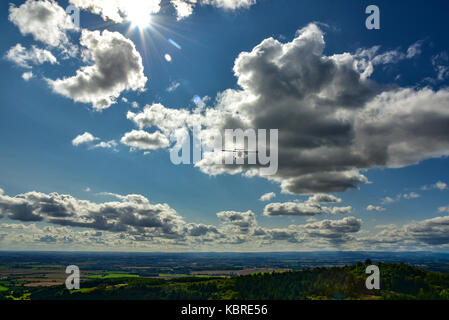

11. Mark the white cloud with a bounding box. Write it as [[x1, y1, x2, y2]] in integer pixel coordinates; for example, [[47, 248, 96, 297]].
[[406, 41, 423, 58], [403, 192, 421, 199], [263, 201, 350, 216], [72, 132, 117, 150], [0, 187, 190, 241], [331, 206, 353, 215], [306, 194, 342, 204], [167, 81, 181, 92], [48, 30, 147, 111], [303, 217, 362, 244], [264, 202, 330, 216], [122, 24, 449, 195], [92, 140, 118, 150], [438, 206, 449, 214], [22, 71, 34, 81], [5, 44, 57, 68], [201, 0, 256, 10], [405, 216, 449, 245], [217, 210, 257, 234], [171, 0, 196, 20], [197, 24, 449, 194], [9, 0, 78, 52], [355, 40, 423, 74], [121, 130, 170, 151], [259, 192, 276, 202], [70, 0, 256, 21], [434, 181, 448, 190], [69, 0, 161, 24], [422, 181, 448, 191], [170, 0, 256, 19], [0, 186, 363, 249], [72, 132, 98, 146], [381, 192, 420, 204], [367, 205, 386, 212], [381, 196, 399, 204], [431, 52, 449, 81]]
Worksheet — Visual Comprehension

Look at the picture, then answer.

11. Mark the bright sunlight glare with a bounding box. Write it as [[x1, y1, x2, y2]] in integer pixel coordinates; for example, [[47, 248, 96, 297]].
[[127, 4, 152, 28]]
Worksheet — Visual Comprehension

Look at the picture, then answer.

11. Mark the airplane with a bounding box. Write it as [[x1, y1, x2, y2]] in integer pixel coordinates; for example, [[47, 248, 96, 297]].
[[221, 148, 258, 160]]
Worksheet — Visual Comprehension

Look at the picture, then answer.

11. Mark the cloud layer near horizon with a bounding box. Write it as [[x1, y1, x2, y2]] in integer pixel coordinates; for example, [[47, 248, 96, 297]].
[[0, 186, 363, 249], [2, 185, 449, 251]]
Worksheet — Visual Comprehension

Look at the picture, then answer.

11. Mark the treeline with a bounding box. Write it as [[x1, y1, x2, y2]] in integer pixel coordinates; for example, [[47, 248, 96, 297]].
[[8, 262, 449, 300]]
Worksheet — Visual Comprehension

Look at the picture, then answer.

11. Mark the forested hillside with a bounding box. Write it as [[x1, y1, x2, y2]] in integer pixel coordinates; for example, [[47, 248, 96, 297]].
[[5, 262, 449, 300]]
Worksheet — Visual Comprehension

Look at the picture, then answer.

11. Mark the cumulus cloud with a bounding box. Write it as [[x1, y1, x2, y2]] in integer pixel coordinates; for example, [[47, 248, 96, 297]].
[[422, 181, 448, 191], [381, 196, 399, 205], [93, 140, 118, 150], [22, 72, 34, 81], [9, 0, 78, 52], [5, 44, 58, 69], [217, 210, 257, 234], [69, 0, 255, 21], [263, 201, 351, 217], [403, 192, 421, 200], [382, 192, 421, 204], [69, 0, 161, 23], [331, 206, 353, 214], [0, 186, 364, 249], [48, 30, 147, 110], [264, 202, 331, 217], [367, 205, 386, 212], [0, 187, 210, 242], [121, 130, 170, 151], [405, 216, 449, 245], [306, 194, 342, 204], [72, 132, 118, 151], [357, 215, 449, 250], [171, 0, 196, 20], [72, 132, 98, 146], [438, 206, 449, 213], [302, 217, 362, 244], [126, 24, 449, 194], [259, 192, 276, 202], [215, 209, 358, 246], [201, 0, 256, 10], [435, 181, 448, 190]]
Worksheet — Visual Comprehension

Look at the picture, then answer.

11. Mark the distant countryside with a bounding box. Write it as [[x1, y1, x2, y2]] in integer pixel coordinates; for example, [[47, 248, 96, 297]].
[[2, 251, 449, 300]]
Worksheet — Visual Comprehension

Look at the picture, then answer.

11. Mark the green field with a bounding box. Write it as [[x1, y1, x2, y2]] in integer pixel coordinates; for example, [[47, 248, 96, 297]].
[[0, 285, 9, 292], [87, 273, 140, 279], [158, 273, 226, 278], [69, 288, 96, 294]]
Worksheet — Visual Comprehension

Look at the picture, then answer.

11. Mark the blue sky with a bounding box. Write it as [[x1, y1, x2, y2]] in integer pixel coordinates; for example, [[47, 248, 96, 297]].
[[1, 0, 449, 252]]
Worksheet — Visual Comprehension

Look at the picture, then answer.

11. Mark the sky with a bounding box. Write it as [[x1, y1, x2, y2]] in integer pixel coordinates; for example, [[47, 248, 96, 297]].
[[1, 0, 449, 252]]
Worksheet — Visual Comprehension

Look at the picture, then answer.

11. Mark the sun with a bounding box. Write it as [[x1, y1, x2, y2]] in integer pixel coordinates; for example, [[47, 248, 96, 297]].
[[127, 5, 152, 29]]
